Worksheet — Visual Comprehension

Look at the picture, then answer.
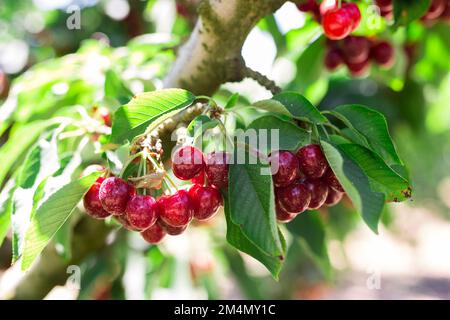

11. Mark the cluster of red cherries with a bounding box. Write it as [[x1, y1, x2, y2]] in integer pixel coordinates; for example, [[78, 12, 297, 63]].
[[376, 0, 450, 22], [297, 0, 361, 40], [324, 36, 395, 76], [272, 144, 345, 223], [83, 146, 228, 244]]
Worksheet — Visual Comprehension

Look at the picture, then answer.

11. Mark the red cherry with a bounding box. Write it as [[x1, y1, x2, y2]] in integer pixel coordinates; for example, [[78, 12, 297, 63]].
[[440, 3, 450, 21], [159, 190, 194, 227], [276, 182, 311, 214], [371, 41, 395, 68], [191, 171, 205, 185], [141, 223, 166, 244], [297, 0, 318, 12], [323, 168, 345, 193], [125, 195, 159, 231], [83, 180, 110, 219], [320, 0, 337, 15], [189, 185, 222, 221], [98, 107, 111, 127], [347, 58, 370, 77], [270, 150, 300, 187], [205, 151, 230, 189], [422, 0, 445, 20], [322, 7, 353, 40], [325, 47, 344, 71], [99, 177, 135, 216], [115, 214, 141, 231], [343, 3, 361, 31], [296, 144, 329, 179], [342, 36, 370, 64], [276, 204, 297, 223], [304, 179, 329, 210], [176, 3, 189, 17], [172, 146, 204, 180], [375, 0, 393, 10], [158, 219, 188, 236], [325, 188, 344, 206]]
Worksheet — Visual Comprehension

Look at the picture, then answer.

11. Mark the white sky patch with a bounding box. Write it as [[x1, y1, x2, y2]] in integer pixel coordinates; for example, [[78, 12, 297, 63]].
[[242, 28, 277, 76], [274, 2, 306, 34]]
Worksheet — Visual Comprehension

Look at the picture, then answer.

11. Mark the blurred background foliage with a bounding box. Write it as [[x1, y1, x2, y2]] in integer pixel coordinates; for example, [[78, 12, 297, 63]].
[[0, 0, 449, 299]]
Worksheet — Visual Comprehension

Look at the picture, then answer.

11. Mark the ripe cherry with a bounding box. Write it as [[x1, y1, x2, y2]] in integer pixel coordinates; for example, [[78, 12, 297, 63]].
[[159, 190, 194, 227], [323, 168, 345, 193], [371, 41, 395, 68], [172, 146, 204, 180], [99, 177, 135, 215], [322, 7, 353, 40], [115, 214, 141, 231], [189, 185, 222, 221], [276, 182, 311, 214], [320, 0, 337, 15], [141, 223, 166, 244], [375, 0, 393, 10], [191, 171, 205, 185], [422, 0, 445, 20], [343, 3, 361, 31], [158, 219, 188, 236], [304, 179, 329, 210], [296, 144, 329, 179], [325, 47, 344, 71], [125, 195, 159, 231], [325, 188, 344, 206], [441, 3, 450, 21], [205, 151, 230, 189], [342, 36, 370, 64], [270, 150, 299, 187], [297, 0, 318, 12], [276, 204, 297, 223], [347, 58, 370, 77], [83, 178, 110, 219]]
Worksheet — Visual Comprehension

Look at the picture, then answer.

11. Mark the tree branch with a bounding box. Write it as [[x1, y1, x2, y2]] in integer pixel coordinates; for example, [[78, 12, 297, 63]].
[[242, 67, 282, 95], [164, 0, 288, 95]]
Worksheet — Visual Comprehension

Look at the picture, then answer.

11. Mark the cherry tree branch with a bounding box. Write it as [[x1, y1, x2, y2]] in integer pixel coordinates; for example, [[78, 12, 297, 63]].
[[164, 0, 288, 95]]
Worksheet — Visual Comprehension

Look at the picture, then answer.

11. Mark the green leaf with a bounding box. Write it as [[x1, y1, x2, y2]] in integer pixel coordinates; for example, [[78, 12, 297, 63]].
[[272, 92, 327, 124], [393, 0, 431, 26], [338, 144, 412, 202], [225, 93, 240, 109], [247, 115, 310, 154], [228, 149, 284, 257], [187, 115, 219, 138], [110, 89, 195, 144], [0, 179, 16, 247], [321, 141, 385, 234], [224, 193, 284, 279], [332, 104, 402, 166], [104, 69, 133, 104], [21, 172, 101, 271], [286, 211, 331, 278], [253, 99, 292, 117]]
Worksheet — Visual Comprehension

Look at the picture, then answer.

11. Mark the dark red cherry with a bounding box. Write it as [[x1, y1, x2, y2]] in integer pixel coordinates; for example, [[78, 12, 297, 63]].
[[141, 223, 166, 244], [191, 171, 205, 185], [205, 151, 230, 189], [172, 146, 204, 180], [375, 0, 393, 10], [159, 190, 194, 227], [304, 179, 329, 210], [296, 144, 329, 179], [422, 0, 445, 20], [371, 41, 395, 68], [343, 3, 361, 31], [270, 150, 300, 187], [115, 214, 141, 231], [322, 7, 353, 40], [99, 177, 135, 216], [342, 36, 370, 64], [276, 182, 311, 214], [125, 195, 159, 231], [158, 219, 188, 236], [324, 168, 345, 192], [325, 47, 344, 71], [189, 185, 222, 221], [325, 188, 344, 206], [347, 58, 370, 77], [276, 204, 297, 223], [83, 180, 110, 219]]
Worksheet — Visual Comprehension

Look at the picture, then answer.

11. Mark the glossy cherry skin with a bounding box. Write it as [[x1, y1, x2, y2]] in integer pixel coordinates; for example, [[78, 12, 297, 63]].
[[159, 190, 194, 227], [296, 144, 329, 179], [125, 195, 159, 231], [172, 146, 205, 180], [276, 204, 297, 223], [115, 214, 141, 231], [371, 41, 395, 68], [83, 178, 110, 219], [325, 188, 344, 206], [304, 179, 329, 210], [205, 151, 230, 189], [270, 150, 300, 187], [276, 182, 311, 214], [99, 177, 135, 216], [347, 58, 370, 77], [342, 36, 370, 64], [158, 219, 188, 236], [323, 168, 345, 193], [191, 171, 205, 185], [322, 7, 353, 40], [141, 223, 166, 244], [325, 47, 344, 71], [189, 185, 223, 221], [343, 3, 361, 31]]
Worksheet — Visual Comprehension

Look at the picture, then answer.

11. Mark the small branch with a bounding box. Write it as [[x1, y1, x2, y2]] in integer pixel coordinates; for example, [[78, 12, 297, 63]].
[[242, 67, 282, 95]]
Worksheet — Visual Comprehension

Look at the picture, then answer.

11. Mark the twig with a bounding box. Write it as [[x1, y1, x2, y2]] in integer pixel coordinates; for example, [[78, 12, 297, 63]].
[[242, 67, 282, 95]]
